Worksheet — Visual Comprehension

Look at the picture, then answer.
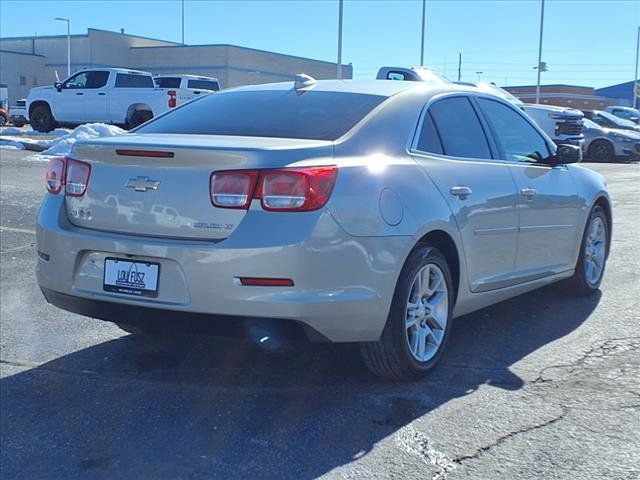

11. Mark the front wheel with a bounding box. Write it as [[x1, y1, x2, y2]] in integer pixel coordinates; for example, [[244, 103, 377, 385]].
[[360, 246, 453, 381], [588, 140, 614, 163], [30, 104, 56, 132], [563, 205, 608, 295]]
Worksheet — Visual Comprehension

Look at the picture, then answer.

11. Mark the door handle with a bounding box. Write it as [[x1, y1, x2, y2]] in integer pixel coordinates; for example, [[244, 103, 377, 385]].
[[450, 185, 472, 200], [75, 92, 84, 95], [520, 187, 537, 199], [98, 92, 106, 96]]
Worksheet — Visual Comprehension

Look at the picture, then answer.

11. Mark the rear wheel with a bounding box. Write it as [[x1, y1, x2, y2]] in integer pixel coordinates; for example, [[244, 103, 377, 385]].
[[127, 110, 153, 129], [0, 115, 6, 126], [30, 104, 56, 132], [563, 205, 608, 295], [588, 140, 614, 163], [360, 246, 453, 381]]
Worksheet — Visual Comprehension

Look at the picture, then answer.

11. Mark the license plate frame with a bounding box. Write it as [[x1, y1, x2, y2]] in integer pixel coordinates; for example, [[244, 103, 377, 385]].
[[103, 257, 160, 298]]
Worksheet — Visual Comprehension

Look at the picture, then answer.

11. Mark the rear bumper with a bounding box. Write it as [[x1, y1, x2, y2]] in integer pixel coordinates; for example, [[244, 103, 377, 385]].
[[37, 194, 409, 342]]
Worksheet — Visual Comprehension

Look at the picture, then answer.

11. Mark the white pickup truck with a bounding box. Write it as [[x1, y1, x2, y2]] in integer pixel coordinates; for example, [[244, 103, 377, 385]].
[[27, 68, 198, 132]]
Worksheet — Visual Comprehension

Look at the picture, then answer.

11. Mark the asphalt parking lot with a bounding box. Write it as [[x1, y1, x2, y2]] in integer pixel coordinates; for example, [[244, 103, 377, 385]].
[[0, 148, 638, 480]]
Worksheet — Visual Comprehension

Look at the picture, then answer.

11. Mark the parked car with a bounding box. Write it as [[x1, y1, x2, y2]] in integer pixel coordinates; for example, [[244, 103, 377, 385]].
[[0, 107, 7, 126], [26, 68, 200, 133], [582, 118, 640, 162], [9, 99, 28, 127], [376, 66, 449, 85], [37, 78, 610, 380], [584, 110, 640, 133], [455, 81, 525, 110], [154, 74, 220, 92], [523, 104, 585, 150], [604, 106, 640, 124]]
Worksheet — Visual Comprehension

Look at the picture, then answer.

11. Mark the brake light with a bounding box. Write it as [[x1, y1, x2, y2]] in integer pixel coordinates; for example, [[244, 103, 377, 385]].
[[256, 166, 337, 211], [210, 170, 259, 209], [168, 90, 177, 108], [65, 159, 91, 196], [45, 157, 66, 194]]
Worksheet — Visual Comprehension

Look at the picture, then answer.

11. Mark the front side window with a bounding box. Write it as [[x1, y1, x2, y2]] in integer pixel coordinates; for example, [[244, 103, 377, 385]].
[[138, 89, 386, 141], [115, 74, 154, 88], [477, 98, 550, 163], [63, 72, 89, 89], [428, 97, 492, 159]]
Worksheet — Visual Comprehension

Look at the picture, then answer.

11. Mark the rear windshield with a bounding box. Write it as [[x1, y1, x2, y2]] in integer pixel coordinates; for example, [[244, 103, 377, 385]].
[[138, 89, 386, 140], [187, 79, 220, 91], [154, 77, 181, 88]]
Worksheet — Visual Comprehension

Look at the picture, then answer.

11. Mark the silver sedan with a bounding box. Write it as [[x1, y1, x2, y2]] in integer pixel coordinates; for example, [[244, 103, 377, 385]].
[[36, 78, 611, 380]]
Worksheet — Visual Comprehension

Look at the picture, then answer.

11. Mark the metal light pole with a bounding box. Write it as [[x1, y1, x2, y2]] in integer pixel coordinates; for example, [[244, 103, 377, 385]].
[[181, 0, 185, 44], [54, 17, 70, 77], [337, 0, 343, 79], [476, 71, 483, 82], [535, 0, 545, 104], [634, 25, 639, 108], [420, 0, 426, 66]]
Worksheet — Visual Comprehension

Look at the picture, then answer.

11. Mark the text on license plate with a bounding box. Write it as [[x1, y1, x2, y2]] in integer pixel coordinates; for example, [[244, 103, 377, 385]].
[[103, 258, 160, 297]]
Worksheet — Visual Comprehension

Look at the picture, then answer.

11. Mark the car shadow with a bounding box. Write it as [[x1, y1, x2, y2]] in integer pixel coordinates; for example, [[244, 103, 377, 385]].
[[0, 286, 601, 479]]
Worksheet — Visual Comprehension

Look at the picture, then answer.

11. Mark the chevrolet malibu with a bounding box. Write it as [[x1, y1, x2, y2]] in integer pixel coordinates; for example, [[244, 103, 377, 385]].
[[36, 78, 611, 380]]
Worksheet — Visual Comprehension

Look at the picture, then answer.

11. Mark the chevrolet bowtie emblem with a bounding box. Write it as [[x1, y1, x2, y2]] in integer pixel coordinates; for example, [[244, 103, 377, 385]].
[[126, 176, 160, 192]]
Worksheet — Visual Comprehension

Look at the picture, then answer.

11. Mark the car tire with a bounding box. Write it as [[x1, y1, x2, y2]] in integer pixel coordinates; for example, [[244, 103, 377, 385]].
[[588, 140, 614, 163], [360, 245, 454, 381], [30, 104, 56, 133], [0, 115, 6, 126], [562, 205, 608, 296], [12, 121, 25, 128], [127, 110, 153, 129]]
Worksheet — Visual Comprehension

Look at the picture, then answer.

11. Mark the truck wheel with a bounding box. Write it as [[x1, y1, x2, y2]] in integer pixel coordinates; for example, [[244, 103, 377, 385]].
[[588, 140, 614, 163], [0, 115, 6, 126], [360, 246, 454, 381], [127, 110, 153, 129], [30, 104, 56, 132]]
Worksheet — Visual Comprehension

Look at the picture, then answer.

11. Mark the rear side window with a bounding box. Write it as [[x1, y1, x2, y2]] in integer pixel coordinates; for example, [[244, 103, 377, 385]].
[[154, 77, 181, 88], [138, 90, 386, 141], [187, 79, 220, 91], [115, 74, 154, 88], [87, 71, 109, 88], [429, 97, 492, 159], [416, 112, 443, 154], [477, 98, 550, 163]]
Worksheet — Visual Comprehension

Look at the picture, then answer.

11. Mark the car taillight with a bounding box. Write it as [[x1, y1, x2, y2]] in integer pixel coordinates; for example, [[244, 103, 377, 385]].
[[256, 166, 337, 211], [65, 159, 91, 196], [210, 166, 337, 212], [168, 90, 177, 108], [210, 170, 259, 209], [45, 157, 66, 194]]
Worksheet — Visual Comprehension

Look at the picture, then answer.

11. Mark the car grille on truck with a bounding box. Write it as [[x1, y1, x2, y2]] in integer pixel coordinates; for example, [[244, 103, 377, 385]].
[[556, 121, 583, 136]]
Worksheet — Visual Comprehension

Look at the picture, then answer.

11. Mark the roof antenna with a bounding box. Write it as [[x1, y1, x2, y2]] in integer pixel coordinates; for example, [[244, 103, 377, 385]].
[[294, 73, 316, 90]]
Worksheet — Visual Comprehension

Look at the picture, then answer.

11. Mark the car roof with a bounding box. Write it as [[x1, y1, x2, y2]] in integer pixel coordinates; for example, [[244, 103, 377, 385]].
[[228, 79, 479, 99]]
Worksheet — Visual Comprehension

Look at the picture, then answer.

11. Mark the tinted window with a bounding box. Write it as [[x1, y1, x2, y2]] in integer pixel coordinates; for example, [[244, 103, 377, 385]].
[[63, 72, 89, 89], [477, 98, 549, 163], [416, 112, 443, 154], [115, 74, 154, 88], [429, 97, 492, 159], [187, 79, 220, 91], [154, 77, 181, 88], [87, 71, 109, 89], [138, 90, 386, 141]]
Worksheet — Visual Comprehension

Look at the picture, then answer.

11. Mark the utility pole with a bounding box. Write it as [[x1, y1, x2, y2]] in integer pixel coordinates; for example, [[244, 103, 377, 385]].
[[634, 25, 639, 108], [337, 0, 343, 79], [420, 0, 426, 66], [476, 71, 483, 82], [535, 0, 545, 104], [182, 0, 185, 44], [54, 17, 70, 78], [457, 52, 461, 81]]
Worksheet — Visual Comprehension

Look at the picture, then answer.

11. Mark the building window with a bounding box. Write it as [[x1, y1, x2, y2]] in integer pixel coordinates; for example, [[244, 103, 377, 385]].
[[33, 77, 37, 86], [19, 75, 26, 86]]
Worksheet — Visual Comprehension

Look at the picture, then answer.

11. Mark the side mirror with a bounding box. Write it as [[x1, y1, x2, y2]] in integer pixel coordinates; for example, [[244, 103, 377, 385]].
[[549, 144, 582, 165], [54, 82, 62, 92]]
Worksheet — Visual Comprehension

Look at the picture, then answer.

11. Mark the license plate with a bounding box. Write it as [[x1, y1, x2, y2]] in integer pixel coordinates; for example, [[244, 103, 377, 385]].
[[103, 258, 160, 297]]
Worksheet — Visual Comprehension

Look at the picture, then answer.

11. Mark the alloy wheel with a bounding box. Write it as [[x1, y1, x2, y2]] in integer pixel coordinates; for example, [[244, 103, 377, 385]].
[[584, 216, 606, 286]]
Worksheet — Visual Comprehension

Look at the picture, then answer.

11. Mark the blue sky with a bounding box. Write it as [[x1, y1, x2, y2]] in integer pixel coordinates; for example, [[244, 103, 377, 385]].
[[1, 0, 638, 88]]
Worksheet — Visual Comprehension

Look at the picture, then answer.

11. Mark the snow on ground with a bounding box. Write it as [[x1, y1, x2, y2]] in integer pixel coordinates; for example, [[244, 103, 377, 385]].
[[40, 123, 126, 156], [0, 139, 25, 150], [0, 126, 71, 136]]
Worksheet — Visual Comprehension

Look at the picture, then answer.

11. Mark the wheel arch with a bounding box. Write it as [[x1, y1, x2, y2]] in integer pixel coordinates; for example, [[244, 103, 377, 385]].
[[28, 100, 52, 118], [126, 103, 153, 122], [587, 137, 613, 157], [414, 229, 461, 305]]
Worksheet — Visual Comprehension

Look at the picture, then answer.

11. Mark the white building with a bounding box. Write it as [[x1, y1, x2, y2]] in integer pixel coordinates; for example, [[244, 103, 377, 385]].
[[0, 28, 352, 104]]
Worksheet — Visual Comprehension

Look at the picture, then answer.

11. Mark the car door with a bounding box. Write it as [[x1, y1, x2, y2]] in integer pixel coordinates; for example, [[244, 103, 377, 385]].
[[411, 95, 520, 293], [82, 71, 109, 122], [475, 97, 582, 279], [57, 71, 90, 122]]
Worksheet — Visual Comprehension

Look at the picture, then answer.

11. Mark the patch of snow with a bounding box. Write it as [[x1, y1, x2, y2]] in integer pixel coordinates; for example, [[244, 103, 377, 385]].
[[0, 139, 25, 150], [24, 154, 51, 163], [40, 123, 126, 156]]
